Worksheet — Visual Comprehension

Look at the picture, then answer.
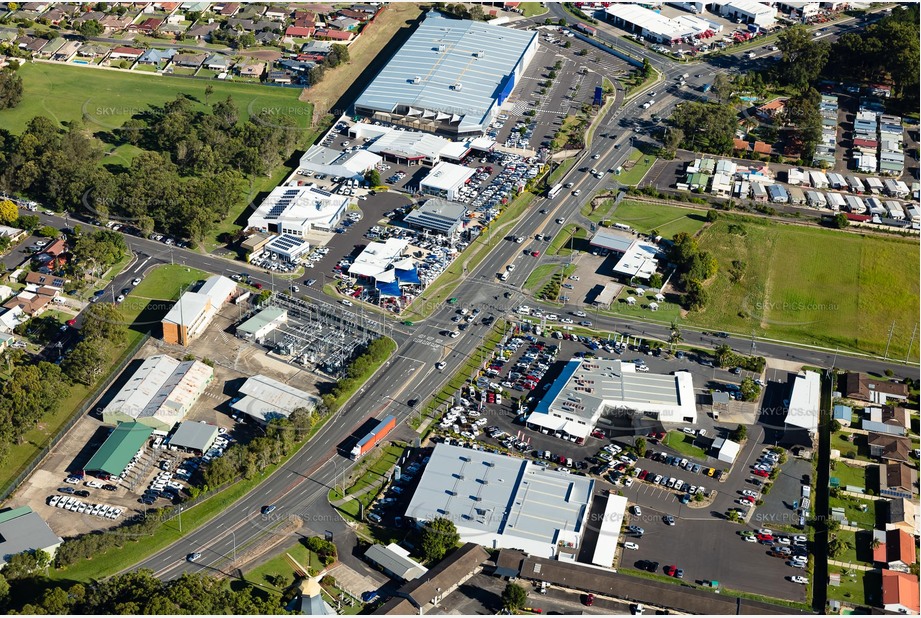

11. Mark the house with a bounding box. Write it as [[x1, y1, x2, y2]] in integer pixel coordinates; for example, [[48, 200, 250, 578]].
[[71, 10, 106, 27], [386, 543, 487, 612], [327, 16, 359, 31], [881, 570, 920, 614], [0, 306, 25, 333], [25, 37, 50, 53], [868, 433, 912, 463], [237, 62, 265, 78], [284, 26, 315, 40], [337, 8, 367, 20], [755, 98, 786, 120], [879, 462, 917, 499], [752, 141, 772, 156], [874, 529, 916, 572], [885, 498, 920, 537], [129, 17, 164, 33], [216, 3, 241, 16], [77, 44, 109, 58], [24, 272, 64, 290], [267, 70, 293, 84], [109, 46, 145, 60], [43, 7, 68, 25], [301, 40, 332, 56], [254, 30, 280, 45], [186, 22, 220, 40], [204, 53, 230, 71], [840, 372, 909, 404], [264, 6, 289, 20], [3, 289, 55, 317], [831, 404, 851, 427], [138, 48, 177, 65], [881, 406, 910, 431], [173, 52, 208, 68], [314, 28, 353, 42]]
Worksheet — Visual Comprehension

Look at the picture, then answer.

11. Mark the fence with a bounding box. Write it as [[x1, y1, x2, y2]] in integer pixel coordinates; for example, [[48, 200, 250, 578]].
[[0, 333, 151, 501], [573, 31, 644, 68]]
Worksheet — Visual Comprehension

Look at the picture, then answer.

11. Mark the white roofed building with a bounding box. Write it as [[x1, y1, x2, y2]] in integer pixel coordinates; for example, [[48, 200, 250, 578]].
[[298, 145, 382, 179], [419, 162, 475, 201], [248, 185, 349, 238], [231, 374, 320, 424], [162, 276, 237, 346], [718, 0, 777, 27], [785, 371, 820, 439]]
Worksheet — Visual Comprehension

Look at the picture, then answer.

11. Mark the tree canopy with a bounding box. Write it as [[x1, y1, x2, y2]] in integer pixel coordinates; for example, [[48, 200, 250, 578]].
[[668, 102, 737, 155], [420, 517, 459, 563]]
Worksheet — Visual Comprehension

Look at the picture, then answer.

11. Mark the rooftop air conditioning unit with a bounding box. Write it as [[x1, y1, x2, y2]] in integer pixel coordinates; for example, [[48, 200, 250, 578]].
[[438, 44, 446, 52], [452, 82, 463, 91], [474, 50, 485, 57], [412, 75, 421, 84]]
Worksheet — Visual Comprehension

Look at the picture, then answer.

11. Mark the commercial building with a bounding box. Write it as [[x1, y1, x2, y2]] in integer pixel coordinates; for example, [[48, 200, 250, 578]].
[[784, 371, 820, 438], [348, 238, 421, 297], [236, 306, 288, 342], [231, 374, 320, 424], [605, 4, 684, 44], [84, 421, 155, 478], [0, 506, 62, 566], [419, 162, 475, 201], [526, 358, 697, 441], [710, 437, 741, 464], [352, 125, 451, 166], [364, 543, 429, 581], [298, 145, 382, 179], [591, 493, 626, 568], [101, 355, 214, 431], [162, 275, 237, 346], [718, 0, 777, 27], [353, 12, 538, 137], [403, 198, 467, 236], [404, 443, 594, 559], [589, 230, 660, 282], [263, 233, 312, 263], [168, 420, 220, 454], [247, 185, 349, 238]]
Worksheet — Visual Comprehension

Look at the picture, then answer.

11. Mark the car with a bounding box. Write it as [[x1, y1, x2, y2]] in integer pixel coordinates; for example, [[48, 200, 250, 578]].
[[341, 299, 353, 306], [628, 525, 644, 535], [624, 541, 639, 550], [632, 505, 642, 516], [64, 476, 81, 485], [742, 535, 757, 542], [758, 528, 774, 536], [664, 515, 675, 526], [584, 593, 595, 606], [530, 251, 540, 257], [66, 318, 77, 327], [58, 486, 76, 495], [753, 469, 770, 477], [793, 535, 807, 543], [261, 505, 277, 515], [637, 560, 659, 573], [791, 576, 808, 585], [187, 552, 202, 562], [787, 559, 806, 569], [115, 294, 125, 303], [664, 565, 679, 577], [741, 489, 759, 498], [435, 361, 446, 370]]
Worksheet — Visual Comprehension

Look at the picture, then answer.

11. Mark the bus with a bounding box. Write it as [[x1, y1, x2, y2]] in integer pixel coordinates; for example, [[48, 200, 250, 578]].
[[547, 183, 563, 199]]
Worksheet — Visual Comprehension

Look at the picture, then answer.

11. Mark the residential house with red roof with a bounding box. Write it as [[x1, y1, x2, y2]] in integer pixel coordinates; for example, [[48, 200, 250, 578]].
[[881, 570, 920, 614]]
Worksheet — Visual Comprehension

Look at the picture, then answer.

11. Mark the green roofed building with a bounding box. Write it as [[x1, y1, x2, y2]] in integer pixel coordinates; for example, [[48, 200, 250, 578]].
[[84, 422, 154, 478]]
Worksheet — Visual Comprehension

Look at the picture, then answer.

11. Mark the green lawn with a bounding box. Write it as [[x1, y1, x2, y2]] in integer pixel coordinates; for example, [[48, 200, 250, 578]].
[[519, 2, 548, 17], [547, 224, 587, 256], [244, 543, 325, 591], [829, 495, 877, 530], [826, 565, 870, 606], [524, 263, 561, 292], [606, 289, 682, 324], [0, 62, 312, 135], [615, 149, 657, 186], [664, 431, 709, 460], [610, 201, 710, 237], [829, 461, 870, 491], [686, 216, 920, 359], [344, 444, 404, 496], [831, 432, 872, 462]]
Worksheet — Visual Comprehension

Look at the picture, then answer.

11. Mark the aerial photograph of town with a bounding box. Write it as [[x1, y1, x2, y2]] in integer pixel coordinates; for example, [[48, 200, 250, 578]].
[[0, 0, 917, 615]]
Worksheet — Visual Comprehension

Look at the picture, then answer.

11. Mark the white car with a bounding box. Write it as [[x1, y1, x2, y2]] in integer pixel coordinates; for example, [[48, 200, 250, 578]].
[[623, 477, 633, 487], [792, 535, 807, 543], [790, 576, 808, 585], [632, 505, 642, 516], [574, 311, 587, 317], [435, 361, 446, 370], [741, 489, 759, 498], [624, 541, 639, 550], [758, 528, 774, 536], [85, 480, 104, 489], [341, 299, 353, 306], [776, 537, 791, 545], [64, 476, 81, 485], [449, 331, 459, 338], [742, 535, 757, 542], [132, 278, 142, 286], [507, 264, 515, 271]]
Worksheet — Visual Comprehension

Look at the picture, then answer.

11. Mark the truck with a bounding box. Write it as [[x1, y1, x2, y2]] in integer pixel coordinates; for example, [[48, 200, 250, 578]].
[[574, 23, 597, 36], [350, 415, 396, 460]]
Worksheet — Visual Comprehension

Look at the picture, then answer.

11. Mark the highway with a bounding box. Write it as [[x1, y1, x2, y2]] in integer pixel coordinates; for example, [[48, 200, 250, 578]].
[[21, 4, 910, 583]]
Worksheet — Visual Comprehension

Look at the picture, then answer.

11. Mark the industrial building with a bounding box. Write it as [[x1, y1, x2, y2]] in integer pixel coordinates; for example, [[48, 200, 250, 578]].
[[162, 275, 237, 346], [298, 145, 382, 179], [101, 355, 214, 430], [231, 374, 320, 424], [353, 12, 538, 136], [364, 543, 429, 581], [717, 0, 777, 27], [784, 371, 820, 438], [604, 3, 721, 44], [591, 493, 626, 568], [589, 230, 661, 281], [247, 185, 350, 238], [403, 198, 467, 236], [236, 306, 288, 342], [168, 420, 220, 454], [350, 124, 497, 166], [526, 358, 698, 440], [84, 421, 155, 478], [0, 506, 63, 566], [404, 443, 595, 559], [419, 162, 475, 201]]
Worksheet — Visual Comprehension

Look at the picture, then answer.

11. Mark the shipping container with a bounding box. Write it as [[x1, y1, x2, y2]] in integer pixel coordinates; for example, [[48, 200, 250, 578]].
[[350, 415, 396, 460]]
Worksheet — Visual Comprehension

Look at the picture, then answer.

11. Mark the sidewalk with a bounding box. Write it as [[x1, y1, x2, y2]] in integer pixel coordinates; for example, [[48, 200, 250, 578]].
[[827, 559, 873, 572]]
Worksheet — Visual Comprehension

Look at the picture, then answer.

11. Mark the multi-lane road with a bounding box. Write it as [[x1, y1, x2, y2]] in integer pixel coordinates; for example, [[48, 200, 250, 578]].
[[20, 4, 911, 584]]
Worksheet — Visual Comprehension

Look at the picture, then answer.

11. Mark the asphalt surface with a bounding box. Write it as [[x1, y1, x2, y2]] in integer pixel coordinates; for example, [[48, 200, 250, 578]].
[[10, 3, 910, 593]]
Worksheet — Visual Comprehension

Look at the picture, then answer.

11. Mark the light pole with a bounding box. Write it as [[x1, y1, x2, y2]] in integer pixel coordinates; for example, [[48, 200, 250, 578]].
[[178, 505, 183, 533], [220, 523, 236, 563]]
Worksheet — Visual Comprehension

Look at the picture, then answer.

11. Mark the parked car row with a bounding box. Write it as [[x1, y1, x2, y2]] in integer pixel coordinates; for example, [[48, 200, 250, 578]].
[[47, 494, 123, 519]]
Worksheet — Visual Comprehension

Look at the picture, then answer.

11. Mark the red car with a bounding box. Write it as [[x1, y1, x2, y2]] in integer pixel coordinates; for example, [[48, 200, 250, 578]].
[[254, 282, 263, 289], [591, 430, 606, 439], [664, 565, 678, 577], [584, 594, 595, 607], [741, 496, 755, 503], [638, 470, 649, 480], [531, 251, 540, 257], [66, 318, 77, 326], [756, 533, 774, 542], [753, 469, 770, 478]]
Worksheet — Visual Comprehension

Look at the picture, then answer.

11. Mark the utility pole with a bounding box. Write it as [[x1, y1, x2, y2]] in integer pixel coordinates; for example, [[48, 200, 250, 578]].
[[883, 320, 895, 360], [905, 323, 917, 365]]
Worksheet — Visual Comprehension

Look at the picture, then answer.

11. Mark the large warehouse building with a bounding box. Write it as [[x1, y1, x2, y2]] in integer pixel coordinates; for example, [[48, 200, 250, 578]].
[[420, 162, 475, 201], [526, 358, 697, 440], [231, 374, 321, 424], [353, 12, 538, 137], [84, 421, 154, 478], [405, 443, 594, 560], [101, 355, 214, 430], [248, 185, 350, 238]]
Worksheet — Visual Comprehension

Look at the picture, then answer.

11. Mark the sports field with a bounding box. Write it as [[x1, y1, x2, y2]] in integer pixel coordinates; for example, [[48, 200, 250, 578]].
[[612, 201, 709, 237], [0, 62, 311, 135], [690, 217, 919, 359]]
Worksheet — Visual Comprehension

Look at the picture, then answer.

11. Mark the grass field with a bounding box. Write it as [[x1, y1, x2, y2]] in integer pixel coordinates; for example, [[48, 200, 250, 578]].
[[664, 431, 709, 460], [829, 495, 877, 530], [826, 565, 870, 606], [520, 3, 548, 17], [611, 201, 710, 237], [524, 263, 560, 291], [689, 216, 920, 359], [244, 543, 325, 591], [829, 461, 869, 490], [547, 224, 587, 256], [615, 149, 657, 186], [0, 62, 311, 136], [344, 444, 404, 496]]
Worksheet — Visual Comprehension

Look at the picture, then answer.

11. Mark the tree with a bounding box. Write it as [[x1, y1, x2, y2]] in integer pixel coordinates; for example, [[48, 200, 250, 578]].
[[501, 583, 528, 611], [668, 321, 682, 351], [714, 344, 733, 367], [828, 535, 852, 559], [634, 436, 647, 457], [420, 517, 459, 563], [827, 518, 841, 533], [662, 126, 683, 156], [61, 338, 108, 385], [332, 44, 350, 64], [774, 24, 829, 90], [648, 273, 663, 289], [80, 302, 127, 345], [669, 101, 737, 155], [831, 212, 849, 229], [365, 169, 381, 187], [564, 40, 572, 48], [830, 419, 842, 433], [78, 19, 103, 37], [36, 225, 58, 238], [1, 549, 50, 579], [204, 84, 214, 103], [729, 424, 747, 442], [711, 72, 733, 104], [0, 68, 23, 110], [0, 199, 17, 225], [684, 279, 708, 311], [739, 377, 761, 402]]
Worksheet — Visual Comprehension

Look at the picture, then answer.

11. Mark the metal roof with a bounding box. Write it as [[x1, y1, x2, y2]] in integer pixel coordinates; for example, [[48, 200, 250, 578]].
[[85, 422, 155, 477], [420, 162, 475, 191], [785, 371, 820, 433], [403, 198, 466, 234], [364, 543, 428, 581], [0, 507, 62, 566], [169, 420, 219, 452], [353, 13, 536, 133], [231, 374, 319, 423], [592, 493, 626, 568], [404, 444, 593, 557], [237, 306, 287, 336], [589, 229, 634, 253]]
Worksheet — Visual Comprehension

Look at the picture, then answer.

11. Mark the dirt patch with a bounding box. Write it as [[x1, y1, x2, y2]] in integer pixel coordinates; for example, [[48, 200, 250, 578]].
[[239, 49, 284, 63]]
